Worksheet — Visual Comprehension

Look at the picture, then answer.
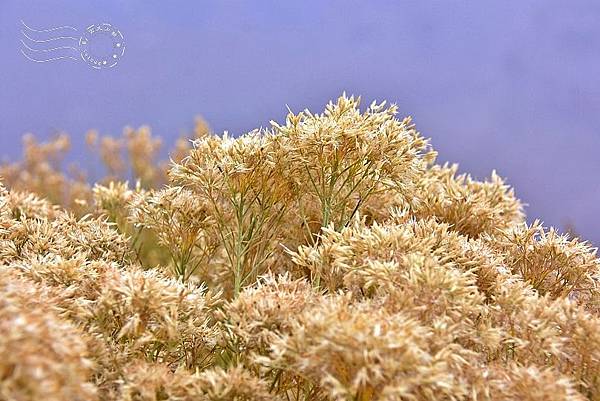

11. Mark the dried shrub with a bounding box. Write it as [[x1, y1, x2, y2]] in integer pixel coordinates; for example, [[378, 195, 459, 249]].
[[0, 268, 97, 401], [0, 95, 598, 401]]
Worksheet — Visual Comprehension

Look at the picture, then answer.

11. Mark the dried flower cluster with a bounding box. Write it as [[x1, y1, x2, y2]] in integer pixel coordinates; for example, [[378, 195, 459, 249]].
[[0, 117, 211, 215], [1, 95, 599, 401]]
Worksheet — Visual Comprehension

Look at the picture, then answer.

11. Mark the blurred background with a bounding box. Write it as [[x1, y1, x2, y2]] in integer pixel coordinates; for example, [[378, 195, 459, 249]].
[[0, 0, 598, 244]]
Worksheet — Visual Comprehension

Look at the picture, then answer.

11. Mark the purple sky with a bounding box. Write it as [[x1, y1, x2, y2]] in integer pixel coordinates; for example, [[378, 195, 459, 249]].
[[1, 1, 599, 244]]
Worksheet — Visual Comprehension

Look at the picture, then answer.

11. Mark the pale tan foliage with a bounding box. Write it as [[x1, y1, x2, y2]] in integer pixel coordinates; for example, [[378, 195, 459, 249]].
[[270, 95, 435, 239], [11, 257, 222, 371], [413, 163, 525, 237], [261, 295, 468, 401], [129, 187, 219, 281], [0, 133, 93, 213], [487, 220, 600, 299], [4, 190, 59, 220], [478, 363, 586, 401], [0, 210, 129, 264], [93, 181, 138, 224], [0, 95, 599, 401], [170, 130, 295, 296], [118, 362, 278, 401], [222, 273, 320, 355], [0, 268, 97, 401], [171, 95, 435, 292], [2, 117, 211, 215]]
